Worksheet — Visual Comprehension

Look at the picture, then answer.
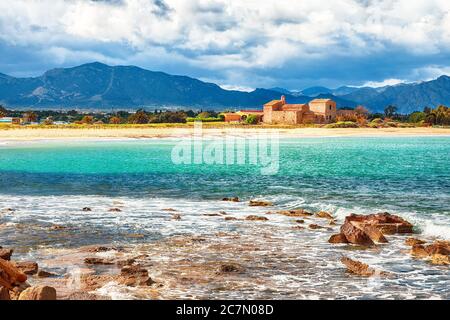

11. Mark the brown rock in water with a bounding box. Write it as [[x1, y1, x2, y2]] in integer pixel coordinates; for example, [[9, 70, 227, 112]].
[[18, 286, 56, 300], [328, 233, 349, 244], [350, 212, 413, 234], [315, 211, 334, 220], [49, 225, 67, 231], [0, 286, 10, 300], [245, 215, 269, 221], [82, 207, 92, 212], [249, 200, 273, 207], [295, 219, 305, 224], [275, 209, 313, 217], [224, 217, 239, 221], [340, 220, 374, 246], [37, 270, 57, 278], [0, 248, 13, 261], [118, 265, 155, 287], [0, 258, 28, 285], [172, 214, 182, 220], [425, 241, 450, 256], [341, 257, 390, 277], [84, 257, 114, 265], [411, 244, 429, 258], [430, 254, 450, 265], [358, 224, 388, 243], [108, 208, 122, 212], [217, 263, 243, 274], [309, 224, 331, 231], [116, 259, 136, 267], [222, 197, 240, 202], [405, 238, 426, 246], [162, 208, 177, 212], [14, 261, 38, 275]]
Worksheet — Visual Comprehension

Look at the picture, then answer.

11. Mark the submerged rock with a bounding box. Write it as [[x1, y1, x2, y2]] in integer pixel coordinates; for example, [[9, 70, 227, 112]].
[[172, 214, 182, 220], [315, 211, 334, 220], [224, 217, 239, 221], [37, 270, 57, 278], [0, 286, 10, 300], [216, 263, 243, 274], [249, 200, 273, 207], [82, 207, 92, 212], [117, 265, 155, 287], [245, 215, 269, 221], [67, 292, 111, 300], [108, 208, 122, 212], [341, 257, 390, 277], [405, 238, 426, 246], [273, 209, 313, 217], [222, 197, 240, 202], [309, 224, 331, 231], [328, 233, 349, 244], [84, 257, 114, 265], [49, 225, 67, 231], [18, 286, 56, 300]]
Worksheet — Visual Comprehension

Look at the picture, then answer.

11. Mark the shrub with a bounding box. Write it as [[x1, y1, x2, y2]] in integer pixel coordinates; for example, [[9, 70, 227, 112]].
[[325, 121, 359, 128], [371, 118, 384, 124], [186, 117, 223, 122], [245, 114, 259, 125]]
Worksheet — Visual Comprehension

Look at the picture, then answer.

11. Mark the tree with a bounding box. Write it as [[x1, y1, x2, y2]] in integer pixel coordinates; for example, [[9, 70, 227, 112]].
[[81, 115, 94, 124], [245, 114, 259, 124], [384, 105, 397, 118], [43, 117, 54, 125], [128, 111, 149, 124], [197, 111, 211, 119], [0, 105, 7, 118], [109, 116, 122, 124], [408, 111, 426, 123], [355, 106, 369, 118]]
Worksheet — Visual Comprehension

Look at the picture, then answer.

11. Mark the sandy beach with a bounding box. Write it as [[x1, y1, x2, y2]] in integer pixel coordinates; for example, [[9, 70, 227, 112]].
[[0, 126, 450, 141]]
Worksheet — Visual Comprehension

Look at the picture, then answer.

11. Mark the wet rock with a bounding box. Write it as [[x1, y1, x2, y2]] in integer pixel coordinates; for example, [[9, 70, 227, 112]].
[[329, 220, 337, 226], [203, 213, 221, 217], [411, 244, 429, 258], [162, 208, 177, 212], [430, 254, 450, 265], [219, 211, 228, 215], [222, 197, 240, 202], [18, 285, 56, 300], [341, 257, 390, 277], [348, 212, 413, 234], [82, 207, 92, 212], [116, 259, 136, 267], [340, 220, 374, 246], [37, 270, 57, 278], [405, 238, 426, 246], [84, 257, 114, 265], [0, 286, 10, 300], [224, 217, 239, 221], [8, 282, 30, 300], [424, 241, 450, 256], [86, 246, 122, 253], [49, 225, 67, 231], [359, 225, 388, 243], [216, 263, 243, 274], [172, 214, 182, 220], [14, 261, 38, 275], [0, 258, 28, 285], [67, 292, 111, 300], [2, 208, 15, 213], [0, 248, 13, 261], [274, 209, 313, 217], [309, 224, 331, 231], [245, 215, 269, 221], [126, 233, 145, 239], [315, 211, 334, 220], [249, 200, 273, 207], [295, 220, 305, 224], [108, 208, 122, 212], [117, 265, 155, 287], [328, 233, 349, 244]]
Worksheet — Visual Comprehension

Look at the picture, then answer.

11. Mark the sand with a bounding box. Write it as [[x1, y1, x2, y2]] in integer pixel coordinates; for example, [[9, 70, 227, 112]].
[[0, 126, 449, 141]]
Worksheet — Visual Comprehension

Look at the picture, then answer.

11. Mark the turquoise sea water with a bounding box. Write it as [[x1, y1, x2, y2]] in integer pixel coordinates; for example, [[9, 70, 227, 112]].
[[0, 136, 449, 299]]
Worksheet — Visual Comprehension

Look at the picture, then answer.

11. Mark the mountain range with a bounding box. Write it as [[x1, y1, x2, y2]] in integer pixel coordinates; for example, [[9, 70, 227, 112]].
[[0, 62, 449, 113]]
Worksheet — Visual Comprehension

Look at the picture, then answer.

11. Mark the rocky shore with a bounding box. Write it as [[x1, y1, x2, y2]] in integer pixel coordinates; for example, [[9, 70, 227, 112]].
[[1, 199, 449, 300]]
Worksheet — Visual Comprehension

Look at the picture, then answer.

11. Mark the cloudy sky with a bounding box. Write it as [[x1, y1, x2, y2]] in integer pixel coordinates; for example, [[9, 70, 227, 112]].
[[0, 0, 449, 90]]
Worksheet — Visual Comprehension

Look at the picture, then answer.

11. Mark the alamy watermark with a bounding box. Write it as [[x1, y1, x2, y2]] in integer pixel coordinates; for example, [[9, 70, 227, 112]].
[[171, 122, 280, 175]]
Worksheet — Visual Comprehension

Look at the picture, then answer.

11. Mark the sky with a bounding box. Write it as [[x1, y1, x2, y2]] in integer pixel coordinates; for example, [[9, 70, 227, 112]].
[[0, 0, 450, 91]]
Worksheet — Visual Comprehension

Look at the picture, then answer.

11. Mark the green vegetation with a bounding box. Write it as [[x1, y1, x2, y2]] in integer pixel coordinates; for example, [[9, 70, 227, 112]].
[[325, 121, 359, 128], [245, 114, 259, 125]]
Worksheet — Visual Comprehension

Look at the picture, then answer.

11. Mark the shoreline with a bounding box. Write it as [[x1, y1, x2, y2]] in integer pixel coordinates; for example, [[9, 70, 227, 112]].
[[0, 127, 450, 142]]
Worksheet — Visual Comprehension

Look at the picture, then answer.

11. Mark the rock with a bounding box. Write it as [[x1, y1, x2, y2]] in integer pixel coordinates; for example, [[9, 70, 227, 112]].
[[341, 257, 389, 277], [430, 254, 450, 265], [329, 220, 337, 226], [86, 246, 121, 253], [0, 286, 10, 300], [315, 211, 334, 220], [222, 197, 240, 202], [245, 215, 269, 221], [411, 244, 430, 258], [82, 207, 92, 212], [0, 248, 13, 261], [274, 209, 313, 217], [108, 208, 122, 212], [37, 270, 57, 278], [162, 208, 177, 212], [0, 258, 28, 285], [249, 200, 273, 207], [424, 241, 450, 256], [18, 286, 56, 300], [340, 220, 374, 246], [359, 224, 388, 243], [84, 257, 114, 265], [117, 265, 155, 287], [49, 225, 67, 231], [8, 282, 30, 300], [172, 214, 182, 220], [328, 233, 349, 244], [203, 213, 221, 217], [295, 220, 305, 224], [116, 259, 136, 267], [217, 263, 243, 274], [405, 238, 426, 246], [219, 211, 227, 215], [224, 217, 239, 221], [309, 224, 331, 230], [14, 261, 38, 275], [347, 212, 413, 234]]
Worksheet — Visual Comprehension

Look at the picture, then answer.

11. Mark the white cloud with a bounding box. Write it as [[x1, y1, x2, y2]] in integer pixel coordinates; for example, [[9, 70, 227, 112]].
[[0, 0, 449, 88]]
